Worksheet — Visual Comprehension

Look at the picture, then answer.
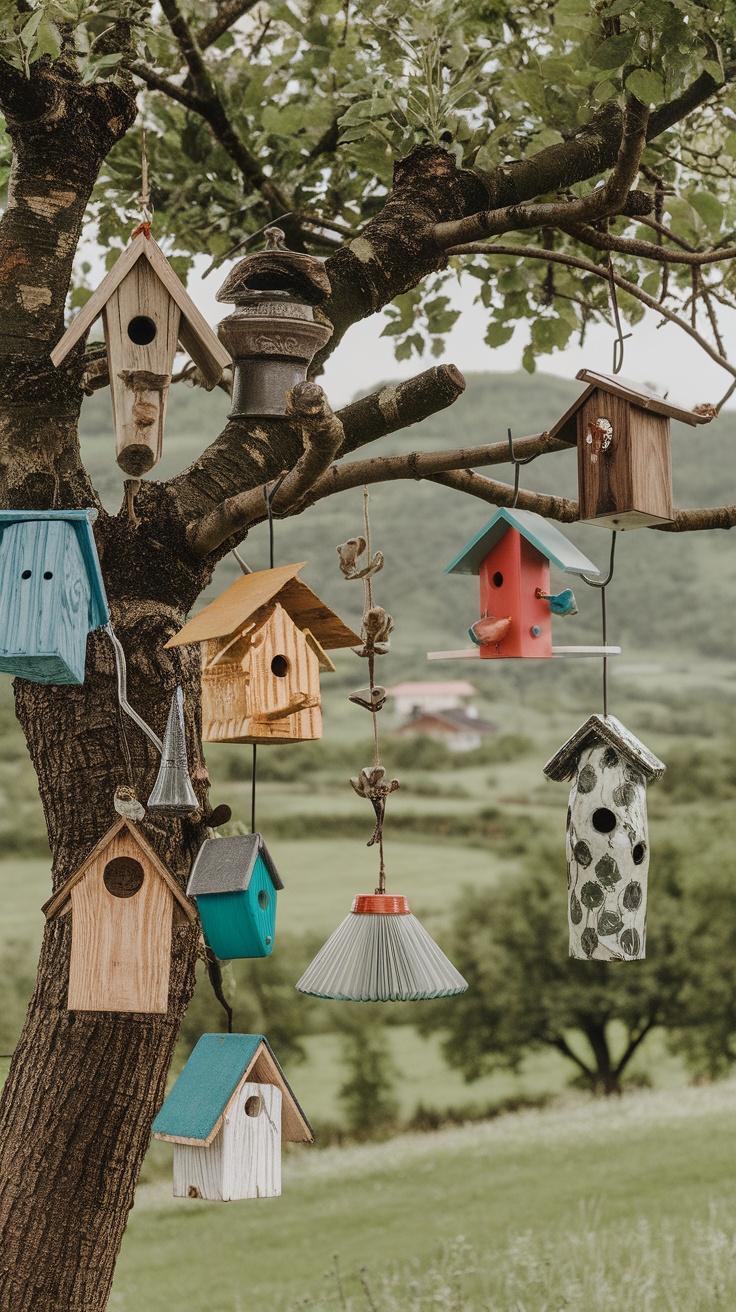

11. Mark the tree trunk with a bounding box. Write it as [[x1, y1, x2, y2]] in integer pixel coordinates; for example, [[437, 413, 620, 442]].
[[584, 1021, 621, 1096]]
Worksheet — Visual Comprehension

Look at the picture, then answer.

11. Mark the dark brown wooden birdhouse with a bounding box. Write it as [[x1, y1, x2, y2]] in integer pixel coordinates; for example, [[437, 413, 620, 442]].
[[51, 233, 231, 476], [548, 369, 714, 529], [43, 818, 196, 1013]]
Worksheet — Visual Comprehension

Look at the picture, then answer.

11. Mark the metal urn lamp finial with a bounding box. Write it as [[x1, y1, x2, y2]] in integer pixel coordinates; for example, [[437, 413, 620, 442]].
[[147, 686, 199, 816], [216, 227, 333, 419]]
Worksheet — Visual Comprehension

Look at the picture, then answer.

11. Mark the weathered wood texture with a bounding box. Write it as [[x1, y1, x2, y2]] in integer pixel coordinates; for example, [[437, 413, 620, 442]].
[[576, 391, 673, 528], [173, 1081, 282, 1201], [103, 260, 180, 475], [0, 519, 91, 683], [202, 602, 321, 743], [565, 741, 649, 961]]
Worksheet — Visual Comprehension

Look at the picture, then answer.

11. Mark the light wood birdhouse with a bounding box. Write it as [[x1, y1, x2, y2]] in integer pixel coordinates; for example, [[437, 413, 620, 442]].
[[544, 715, 665, 961], [548, 369, 714, 529], [152, 1033, 313, 1201], [43, 818, 196, 1013], [50, 233, 231, 476], [165, 563, 360, 744]]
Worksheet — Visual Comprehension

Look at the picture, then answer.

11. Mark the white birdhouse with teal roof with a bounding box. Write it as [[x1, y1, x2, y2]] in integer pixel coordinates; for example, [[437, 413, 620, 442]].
[[0, 509, 109, 684], [442, 508, 599, 659], [152, 1033, 313, 1201]]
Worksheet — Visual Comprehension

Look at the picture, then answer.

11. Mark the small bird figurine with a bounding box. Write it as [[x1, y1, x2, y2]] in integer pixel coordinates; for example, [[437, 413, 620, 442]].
[[348, 685, 387, 712], [535, 587, 578, 617], [469, 615, 511, 646]]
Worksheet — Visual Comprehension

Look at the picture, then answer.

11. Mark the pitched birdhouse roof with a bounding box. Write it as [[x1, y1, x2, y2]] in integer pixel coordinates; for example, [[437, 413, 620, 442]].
[[0, 508, 109, 630], [444, 508, 599, 577], [543, 713, 666, 783], [548, 368, 715, 445], [188, 833, 283, 897], [43, 817, 196, 922], [50, 233, 231, 386], [165, 562, 360, 650], [152, 1033, 313, 1145]]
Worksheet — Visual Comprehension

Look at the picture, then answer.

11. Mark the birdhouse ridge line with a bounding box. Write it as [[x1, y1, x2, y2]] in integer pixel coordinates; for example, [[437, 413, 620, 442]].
[[164, 562, 360, 650], [444, 507, 599, 578], [42, 817, 196, 923], [187, 833, 284, 896], [151, 1033, 313, 1146], [547, 367, 714, 447], [50, 233, 231, 385], [543, 713, 666, 783]]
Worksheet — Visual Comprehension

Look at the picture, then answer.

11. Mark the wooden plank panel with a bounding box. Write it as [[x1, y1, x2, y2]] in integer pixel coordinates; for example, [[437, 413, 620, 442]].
[[577, 392, 672, 526], [50, 235, 149, 364], [143, 238, 231, 383], [67, 830, 173, 1013], [166, 564, 305, 646], [0, 520, 90, 684]]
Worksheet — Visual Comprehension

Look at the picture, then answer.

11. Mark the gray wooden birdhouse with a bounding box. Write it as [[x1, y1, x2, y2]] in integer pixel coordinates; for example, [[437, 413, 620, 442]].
[[50, 233, 231, 476], [544, 715, 665, 961], [165, 562, 360, 744], [151, 1033, 313, 1201], [43, 818, 196, 1013], [548, 369, 714, 528]]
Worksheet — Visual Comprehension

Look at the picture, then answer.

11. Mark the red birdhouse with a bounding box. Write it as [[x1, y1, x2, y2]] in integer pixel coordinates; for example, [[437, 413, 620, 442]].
[[444, 508, 598, 660]]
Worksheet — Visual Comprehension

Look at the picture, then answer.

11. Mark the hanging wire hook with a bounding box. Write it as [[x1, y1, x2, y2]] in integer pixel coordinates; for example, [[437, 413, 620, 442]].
[[607, 252, 632, 375], [507, 427, 540, 509], [579, 529, 617, 590], [577, 532, 618, 718], [263, 471, 289, 569]]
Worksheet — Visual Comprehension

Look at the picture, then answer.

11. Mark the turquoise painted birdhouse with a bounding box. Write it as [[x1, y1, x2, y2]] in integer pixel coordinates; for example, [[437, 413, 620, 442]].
[[0, 510, 109, 685], [187, 833, 283, 959]]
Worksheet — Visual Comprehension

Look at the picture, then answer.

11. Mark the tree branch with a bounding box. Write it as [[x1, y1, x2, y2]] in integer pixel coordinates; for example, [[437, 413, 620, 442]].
[[336, 363, 467, 456], [448, 241, 736, 384], [130, 62, 204, 114], [550, 1035, 594, 1080], [429, 470, 579, 522], [613, 1019, 657, 1078], [196, 0, 260, 50], [560, 220, 736, 266], [434, 98, 651, 248], [186, 382, 345, 556]]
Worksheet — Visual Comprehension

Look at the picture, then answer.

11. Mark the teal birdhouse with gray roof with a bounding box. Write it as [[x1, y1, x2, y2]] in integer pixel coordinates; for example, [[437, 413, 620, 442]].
[[187, 833, 282, 959], [0, 509, 109, 684], [444, 508, 598, 659], [152, 1033, 313, 1200]]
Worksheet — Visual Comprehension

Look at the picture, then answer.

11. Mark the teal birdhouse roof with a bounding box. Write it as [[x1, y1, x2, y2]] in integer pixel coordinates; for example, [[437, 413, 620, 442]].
[[0, 509, 109, 630], [151, 1033, 313, 1144], [444, 508, 599, 578]]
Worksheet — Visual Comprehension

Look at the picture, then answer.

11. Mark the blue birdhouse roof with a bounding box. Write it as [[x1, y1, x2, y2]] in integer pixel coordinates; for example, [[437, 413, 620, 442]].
[[444, 508, 599, 578], [151, 1033, 313, 1144], [0, 510, 109, 630], [187, 833, 283, 897]]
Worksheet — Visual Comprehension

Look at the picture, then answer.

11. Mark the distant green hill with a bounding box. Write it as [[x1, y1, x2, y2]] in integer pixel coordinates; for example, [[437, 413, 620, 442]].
[[78, 370, 736, 666]]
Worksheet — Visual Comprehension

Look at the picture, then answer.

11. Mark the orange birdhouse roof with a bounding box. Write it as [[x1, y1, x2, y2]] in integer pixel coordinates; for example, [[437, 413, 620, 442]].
[[165, 562, 360, 651]]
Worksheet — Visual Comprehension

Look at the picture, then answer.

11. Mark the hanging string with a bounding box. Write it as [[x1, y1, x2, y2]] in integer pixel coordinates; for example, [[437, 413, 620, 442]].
[[607, 252, 631, 375], [131, 126, 153, 240], [247, 472, 289, 834], [363, 488, 380, 772], [579, 532, 617, 718], [507, 427, 541, 508], [251, 744, 258, 835], [263, 471, 288, 569]]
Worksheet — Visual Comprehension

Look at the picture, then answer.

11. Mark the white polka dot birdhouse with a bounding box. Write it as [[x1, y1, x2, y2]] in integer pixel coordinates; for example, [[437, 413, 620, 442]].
[[544, 715, 665, 961]]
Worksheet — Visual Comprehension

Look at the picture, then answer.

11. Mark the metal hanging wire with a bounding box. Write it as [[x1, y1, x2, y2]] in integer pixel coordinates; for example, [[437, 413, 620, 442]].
[[247, 473, 288, 833], [578, 532, 618, 718], [607, 252, 632, 376], [507, 427, 541, 508]]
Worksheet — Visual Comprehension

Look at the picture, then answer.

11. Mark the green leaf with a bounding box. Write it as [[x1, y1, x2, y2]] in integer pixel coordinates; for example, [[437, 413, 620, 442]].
[[580, 880, 604, 910], [595, 853, 621, 888], [703, 59, 724, 85], [570, 892, 583, 925], [590, 33, 636, 71], [484, 320, 514, 348], [620, 927, 641, 956], [598, 910, 624, 936], [573, 840, 592, 868], [581, 927, 599, 957], [625, 68, 664, 106], [690, 191, 723, 235], [521, 344, 536, 374], [623, 880, 643, 911], [577, 763, 597, 794]]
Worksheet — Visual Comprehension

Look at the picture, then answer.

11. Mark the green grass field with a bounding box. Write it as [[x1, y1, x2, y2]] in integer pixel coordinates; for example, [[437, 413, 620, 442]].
[[111, 1080, 736, 1311]]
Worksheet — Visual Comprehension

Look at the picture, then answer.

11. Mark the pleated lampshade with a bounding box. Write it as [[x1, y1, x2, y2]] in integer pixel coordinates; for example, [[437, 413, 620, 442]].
[[295, 894, 467, 1002]]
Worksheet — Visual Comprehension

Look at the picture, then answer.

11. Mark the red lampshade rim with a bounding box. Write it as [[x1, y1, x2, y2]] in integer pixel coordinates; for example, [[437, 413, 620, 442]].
[[351, 894, 411, 915]]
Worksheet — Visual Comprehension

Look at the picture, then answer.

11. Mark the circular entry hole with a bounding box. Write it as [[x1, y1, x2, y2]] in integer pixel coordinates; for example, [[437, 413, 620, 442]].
[[103, 856, 144, 898], [127, 315, 157, 345], [245, 1094, 264, 1118], [633, 842, 646, 865], [492, 571, 504, 587], [21, 569, 31, 580], [258, 889, 270, 911], [43, 571, 53, 580], [271, 654, 289, 678], [592, 807, 617, 834]]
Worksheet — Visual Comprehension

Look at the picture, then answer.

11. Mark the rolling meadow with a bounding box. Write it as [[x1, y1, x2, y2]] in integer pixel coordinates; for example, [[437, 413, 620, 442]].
[[3, 369, 736, 1307]]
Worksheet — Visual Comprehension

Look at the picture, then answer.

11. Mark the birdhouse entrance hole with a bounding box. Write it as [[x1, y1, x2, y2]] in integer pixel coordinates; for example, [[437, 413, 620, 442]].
[[492, 571, 503, 587], [633, 842, 646, 865], [127, 315, 157, 346], [244, 1094, 264, 1117], [592, 807, 617, 834], [103, 856, 145, 898], [258, 889, 270, 911], [270, 654, 289, 678]]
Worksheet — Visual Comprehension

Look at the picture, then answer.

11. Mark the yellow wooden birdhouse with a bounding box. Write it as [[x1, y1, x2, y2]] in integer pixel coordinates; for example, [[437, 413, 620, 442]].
[[165, 563, 360, 744], [43, 818, 196, 1014], [50, 232, 231, 476]]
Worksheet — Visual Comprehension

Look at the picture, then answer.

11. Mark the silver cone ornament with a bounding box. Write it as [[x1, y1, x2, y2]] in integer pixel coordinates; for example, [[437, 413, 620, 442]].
[[295, 894, 468, 1002], [147, 686, 199, 816]]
